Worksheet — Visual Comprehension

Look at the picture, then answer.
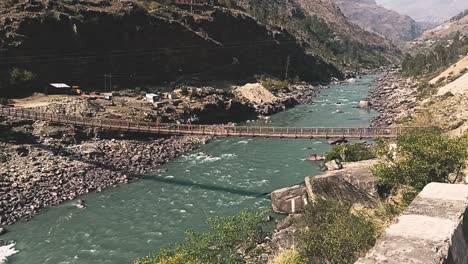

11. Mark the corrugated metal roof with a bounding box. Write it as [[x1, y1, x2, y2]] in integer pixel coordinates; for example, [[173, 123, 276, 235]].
[[49, 83, 71, 88]]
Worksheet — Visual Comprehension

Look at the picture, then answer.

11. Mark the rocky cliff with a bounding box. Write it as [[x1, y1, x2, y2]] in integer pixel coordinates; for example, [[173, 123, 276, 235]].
[[334, 0, 422, 49], [0, 0, 341, 96]]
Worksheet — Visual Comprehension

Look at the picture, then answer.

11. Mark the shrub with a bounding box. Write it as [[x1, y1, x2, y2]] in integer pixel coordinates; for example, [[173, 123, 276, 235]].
[[0, 68, 37, 97], [261, 78, 289, 92], [296, 198, 376, 264], [325, 143, 376, 162], [373, 129, 468, 191], [135, 210, 265, 264], [271, 249, 306, 264]]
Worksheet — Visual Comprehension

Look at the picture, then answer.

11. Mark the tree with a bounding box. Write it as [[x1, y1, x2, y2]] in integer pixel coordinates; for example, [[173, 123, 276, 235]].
[[373, 129, 468, 191], [0, 68, 36, 97]]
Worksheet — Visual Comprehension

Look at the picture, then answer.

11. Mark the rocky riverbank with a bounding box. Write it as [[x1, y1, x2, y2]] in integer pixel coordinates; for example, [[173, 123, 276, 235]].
[[367, 71, 419, 127], [0, 120, 209, 226]]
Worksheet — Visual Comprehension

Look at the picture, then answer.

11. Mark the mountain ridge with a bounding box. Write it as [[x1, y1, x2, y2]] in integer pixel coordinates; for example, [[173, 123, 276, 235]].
[[376, 0, 468, 23], [334, 0, 422, 49]]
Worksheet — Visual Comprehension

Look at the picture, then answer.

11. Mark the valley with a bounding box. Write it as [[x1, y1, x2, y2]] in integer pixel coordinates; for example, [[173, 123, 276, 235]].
[[1, 1, 468, 264]]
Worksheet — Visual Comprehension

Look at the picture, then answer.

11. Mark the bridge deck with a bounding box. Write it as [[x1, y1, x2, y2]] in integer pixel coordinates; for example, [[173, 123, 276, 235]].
[[0, 107, 421, 139]]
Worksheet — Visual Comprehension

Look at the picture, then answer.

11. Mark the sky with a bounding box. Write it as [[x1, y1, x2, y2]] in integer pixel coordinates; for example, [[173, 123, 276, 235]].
[[375, 0, 468, 22]]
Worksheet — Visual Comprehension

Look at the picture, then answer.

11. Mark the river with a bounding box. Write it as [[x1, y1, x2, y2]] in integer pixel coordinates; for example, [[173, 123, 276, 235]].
[[1, 76, 379, 264]]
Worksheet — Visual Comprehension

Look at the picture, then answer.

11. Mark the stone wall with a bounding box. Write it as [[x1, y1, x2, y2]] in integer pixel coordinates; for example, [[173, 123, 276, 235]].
[[356, 183, 468, 264]]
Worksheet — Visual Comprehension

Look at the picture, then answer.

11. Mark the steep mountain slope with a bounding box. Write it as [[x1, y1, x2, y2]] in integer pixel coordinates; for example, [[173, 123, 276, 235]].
[[376, 0, 468, 23], [334, 0, 422, 48], [232, 0, 401, 69], [412, 56, 468, 133], [0, 0, 343, 96]]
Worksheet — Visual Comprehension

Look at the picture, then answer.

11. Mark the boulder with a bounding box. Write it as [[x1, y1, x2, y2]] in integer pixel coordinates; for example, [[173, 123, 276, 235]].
[[271, 185, 308, 214], [308, 159, 380, 201], [80, 143, 103, 158], [0, 227, 7, 236], [322, 159, 343, 171], [358, 100, 371, 108], [305, 174, 375, 206]]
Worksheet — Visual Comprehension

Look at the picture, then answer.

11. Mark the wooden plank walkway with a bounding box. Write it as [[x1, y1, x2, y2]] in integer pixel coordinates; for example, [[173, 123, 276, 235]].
[[0, 107, 423, 139]]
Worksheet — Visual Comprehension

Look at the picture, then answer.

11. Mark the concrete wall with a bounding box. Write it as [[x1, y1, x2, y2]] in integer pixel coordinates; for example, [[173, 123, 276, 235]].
[[356, 183, 468, 264]]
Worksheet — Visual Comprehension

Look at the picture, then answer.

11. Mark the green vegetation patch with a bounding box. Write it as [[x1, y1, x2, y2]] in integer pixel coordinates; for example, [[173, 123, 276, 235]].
[[134, 210, 266, 264], [402, 33, 468, 77], [325, 143, 376, 162], [0, 68, 36, 97], [295, 198, 376, 264], [373, 129, 468, 191]]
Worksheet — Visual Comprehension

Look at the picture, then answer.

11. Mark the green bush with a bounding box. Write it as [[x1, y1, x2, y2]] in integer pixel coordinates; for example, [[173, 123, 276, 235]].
[[135, 210, 265, 264], [261, 78, 289, 92], [325, 143, 376, 162], [271, 249, 306, 264], [0, 68, 36, 96], [373, 129, 468, 191], [296, 198, 376, 264]]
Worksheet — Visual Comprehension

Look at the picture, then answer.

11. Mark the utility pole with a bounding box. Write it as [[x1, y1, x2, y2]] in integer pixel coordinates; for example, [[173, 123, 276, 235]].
[[104, 73, 113, 92], [109, 73, 112, 92], [190, 0, 193, 13], [285, 55, 291, 80]]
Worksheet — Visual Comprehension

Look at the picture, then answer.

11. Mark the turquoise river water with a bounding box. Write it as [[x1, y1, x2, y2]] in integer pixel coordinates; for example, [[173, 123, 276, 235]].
[[2, 76, 379, 264]]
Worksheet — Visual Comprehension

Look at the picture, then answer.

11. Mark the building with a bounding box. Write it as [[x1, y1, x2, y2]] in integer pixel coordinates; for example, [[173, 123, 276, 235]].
[[174, 0, 211, 6], [45, 83, 72, 95], [145, 93, 160, 103]]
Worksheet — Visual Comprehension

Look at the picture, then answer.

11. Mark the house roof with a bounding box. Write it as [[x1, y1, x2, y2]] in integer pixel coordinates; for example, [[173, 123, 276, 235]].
[[49, 83, 71, 88]]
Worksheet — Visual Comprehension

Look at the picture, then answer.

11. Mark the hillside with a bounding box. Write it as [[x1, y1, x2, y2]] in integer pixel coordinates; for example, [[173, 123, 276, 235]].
[[334, 0, 422, 48], [401, 11, 468, 77], [0, 0, 345, 96], [0, 0, 403, 97], [222, 0, 401, 69], [376, 0, 468, 23], [417, 56, 468, 134], [417, 10, 468, 45]]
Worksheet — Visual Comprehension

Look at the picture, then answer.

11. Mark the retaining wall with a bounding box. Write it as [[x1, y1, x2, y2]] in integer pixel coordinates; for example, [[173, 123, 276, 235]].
[[356, 183, 468, 264]]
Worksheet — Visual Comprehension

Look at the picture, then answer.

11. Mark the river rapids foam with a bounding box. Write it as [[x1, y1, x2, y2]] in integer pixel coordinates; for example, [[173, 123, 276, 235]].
[[0, 243, 18, 264]]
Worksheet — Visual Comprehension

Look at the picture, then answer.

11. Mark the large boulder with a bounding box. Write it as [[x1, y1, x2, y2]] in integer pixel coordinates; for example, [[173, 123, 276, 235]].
[[307, 159, 380, 203], [305, 174, 375, 206], [322, 159, 343, 171], [358, 100, 371, 108], [271, 185, 308, 214]]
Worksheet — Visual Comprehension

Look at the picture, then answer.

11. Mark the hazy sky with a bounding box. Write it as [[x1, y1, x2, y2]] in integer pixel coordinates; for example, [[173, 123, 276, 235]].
[[375, 0, 468, 22]]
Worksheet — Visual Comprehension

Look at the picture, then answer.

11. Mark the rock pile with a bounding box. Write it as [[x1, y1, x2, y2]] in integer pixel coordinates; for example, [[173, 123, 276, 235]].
[[367, 73, 418, 127], [33, 97, 104, 117]]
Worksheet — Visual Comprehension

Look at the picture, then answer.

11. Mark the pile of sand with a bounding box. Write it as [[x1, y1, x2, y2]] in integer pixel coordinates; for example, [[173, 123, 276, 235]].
[[235, 83, 277, 105]]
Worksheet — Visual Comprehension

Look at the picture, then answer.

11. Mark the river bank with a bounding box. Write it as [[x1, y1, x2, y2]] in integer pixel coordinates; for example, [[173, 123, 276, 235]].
[[367, 70, 419, 127], [0, 81, 326, 229]]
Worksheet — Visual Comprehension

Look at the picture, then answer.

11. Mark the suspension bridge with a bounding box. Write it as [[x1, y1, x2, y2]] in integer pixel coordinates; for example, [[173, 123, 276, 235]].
[[0, 107, 423, 139]]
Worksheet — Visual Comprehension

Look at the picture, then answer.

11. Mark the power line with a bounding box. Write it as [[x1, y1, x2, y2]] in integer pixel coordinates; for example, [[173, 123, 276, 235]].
[[0, 39, 299, 64]]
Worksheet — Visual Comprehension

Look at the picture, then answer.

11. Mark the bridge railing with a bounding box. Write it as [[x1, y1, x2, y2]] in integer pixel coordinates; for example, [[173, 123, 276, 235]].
[[0, 107, 425, 138]]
